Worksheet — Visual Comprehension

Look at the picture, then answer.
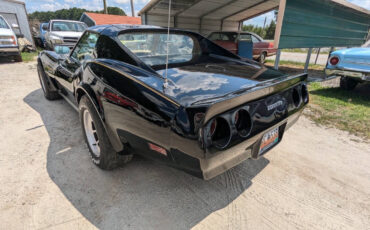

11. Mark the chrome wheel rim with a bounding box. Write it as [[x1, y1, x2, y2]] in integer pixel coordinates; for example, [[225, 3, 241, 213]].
[[83, 110, 100, 157], [261, 54, 265, 63]]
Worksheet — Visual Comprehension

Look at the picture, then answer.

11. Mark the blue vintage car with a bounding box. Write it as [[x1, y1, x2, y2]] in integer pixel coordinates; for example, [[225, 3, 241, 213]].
[[325, 46, 370, 90]]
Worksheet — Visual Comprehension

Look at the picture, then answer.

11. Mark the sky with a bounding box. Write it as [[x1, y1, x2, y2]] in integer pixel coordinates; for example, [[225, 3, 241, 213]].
[[21, 0, 370, 27]]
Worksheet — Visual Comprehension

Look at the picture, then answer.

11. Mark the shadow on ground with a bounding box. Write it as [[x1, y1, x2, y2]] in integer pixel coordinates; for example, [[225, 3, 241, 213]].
[[24, 89, 269, 230]]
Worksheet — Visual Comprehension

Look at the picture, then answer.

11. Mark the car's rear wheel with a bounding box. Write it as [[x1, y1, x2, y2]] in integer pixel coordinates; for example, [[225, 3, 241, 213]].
[[259, 52, 267, 63], [79, 95, 132, 170], [340, 77, 357, 90], [37, 62, 61, 100]]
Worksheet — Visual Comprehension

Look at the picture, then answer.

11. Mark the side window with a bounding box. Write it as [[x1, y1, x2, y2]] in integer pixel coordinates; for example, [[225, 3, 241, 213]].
[[251, 35, 260, 43], [239, 34, 252, 42], [71, 32, 99, 62], [209, 33, 219, 41]]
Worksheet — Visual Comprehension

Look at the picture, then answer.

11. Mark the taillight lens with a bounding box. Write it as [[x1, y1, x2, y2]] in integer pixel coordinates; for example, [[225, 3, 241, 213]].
[[329, 56, 339, 66], [235, 109, 252, 137], [301, 84, 309, 103], [210, 119, 217, 136], [11, 36, 16, 45], [210, 117, 231, 149], [268, 42, 274, 48]]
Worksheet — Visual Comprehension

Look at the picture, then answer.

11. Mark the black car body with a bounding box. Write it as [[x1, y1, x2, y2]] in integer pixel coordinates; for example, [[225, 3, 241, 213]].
[[37, 25, 308, 180]]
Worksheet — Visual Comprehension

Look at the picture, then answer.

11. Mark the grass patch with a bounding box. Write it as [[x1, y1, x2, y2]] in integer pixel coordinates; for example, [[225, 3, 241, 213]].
[[265, 59, 324, 70], [306, 82, 370, 139], [282, 48, 330, 54], [21, 51, 38, 62]]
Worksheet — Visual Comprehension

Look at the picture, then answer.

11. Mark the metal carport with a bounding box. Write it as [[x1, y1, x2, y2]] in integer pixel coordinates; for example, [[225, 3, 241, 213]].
[[139, 0, 370, 70], [139, 0, 280, 36]]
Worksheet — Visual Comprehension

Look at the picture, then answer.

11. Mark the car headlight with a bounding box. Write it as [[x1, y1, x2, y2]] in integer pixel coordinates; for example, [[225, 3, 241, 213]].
[[50, 35, 63, 44]]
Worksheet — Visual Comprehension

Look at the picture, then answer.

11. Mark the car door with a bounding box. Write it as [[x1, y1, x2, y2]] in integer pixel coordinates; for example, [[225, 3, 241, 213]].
[[251, 34, 263, 57], [55, 31, 99, 102]]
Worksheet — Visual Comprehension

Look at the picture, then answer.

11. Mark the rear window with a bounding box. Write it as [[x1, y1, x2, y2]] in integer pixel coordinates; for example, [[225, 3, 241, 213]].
[[118, 32, 200, 66], [208, 32, 237, 42], [0, 17, 9, 29]]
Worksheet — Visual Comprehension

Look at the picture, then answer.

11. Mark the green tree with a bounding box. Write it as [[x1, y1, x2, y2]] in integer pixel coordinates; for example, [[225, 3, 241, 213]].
[[106, 7, 126, 16], [265, 20, 276, 40]]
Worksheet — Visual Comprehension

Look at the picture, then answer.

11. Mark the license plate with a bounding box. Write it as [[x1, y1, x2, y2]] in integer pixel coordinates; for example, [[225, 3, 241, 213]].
[[259, 127, 279, 155]]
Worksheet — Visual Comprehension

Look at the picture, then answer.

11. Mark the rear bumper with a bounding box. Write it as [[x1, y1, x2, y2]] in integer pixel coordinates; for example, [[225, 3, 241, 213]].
[[200, 107, 304, 180], [0, 47, 20, 56], [325, 68, 370, 82]]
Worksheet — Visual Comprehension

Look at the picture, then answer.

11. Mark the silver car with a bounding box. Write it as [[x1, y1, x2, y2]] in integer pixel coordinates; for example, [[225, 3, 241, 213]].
[[0, 15, 21, 62], [44, 20, 87, 50]]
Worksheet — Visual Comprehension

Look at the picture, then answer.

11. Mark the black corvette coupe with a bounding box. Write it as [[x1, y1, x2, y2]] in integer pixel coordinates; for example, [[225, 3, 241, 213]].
[[37, 25, 308, 180]]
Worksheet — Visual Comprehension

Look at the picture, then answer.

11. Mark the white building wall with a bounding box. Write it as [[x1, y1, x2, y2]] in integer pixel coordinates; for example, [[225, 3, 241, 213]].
[[0, 0, 33, 44]]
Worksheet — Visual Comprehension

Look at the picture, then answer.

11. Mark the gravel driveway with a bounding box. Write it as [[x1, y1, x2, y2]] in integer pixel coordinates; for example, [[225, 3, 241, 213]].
[[267, 51, 330, 65], [1, 62, 369, 229]]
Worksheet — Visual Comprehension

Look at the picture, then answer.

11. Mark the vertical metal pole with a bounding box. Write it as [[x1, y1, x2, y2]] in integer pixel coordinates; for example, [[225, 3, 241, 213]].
[[103, 0, 108, 14], [304, 48, 313, 73], [314, 48, 320, 65], [274, 49, 281, 70], [130, 0, 135, 17]]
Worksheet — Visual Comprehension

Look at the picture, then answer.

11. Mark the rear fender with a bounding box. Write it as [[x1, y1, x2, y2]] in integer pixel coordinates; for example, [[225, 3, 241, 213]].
[[76, 84, 124, 152]]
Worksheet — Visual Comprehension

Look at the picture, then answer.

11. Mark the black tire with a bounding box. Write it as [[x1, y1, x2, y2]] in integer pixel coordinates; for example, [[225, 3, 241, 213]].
[[259, 52, 267, 63], [37, 62, 61, 100], [79, 95, 132, 170], [340, 77, 357, 90], [14, 54, 22, 62]]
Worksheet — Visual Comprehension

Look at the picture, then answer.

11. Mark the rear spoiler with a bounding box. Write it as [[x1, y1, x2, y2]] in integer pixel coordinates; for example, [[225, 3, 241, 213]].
[[201, 73, 308, 125]]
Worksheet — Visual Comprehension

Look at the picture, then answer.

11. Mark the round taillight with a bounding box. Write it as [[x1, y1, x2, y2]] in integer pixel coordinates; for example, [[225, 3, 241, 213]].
[[292, 88, 301, 108], [301, 84, 309, 103], [210, 119, 217, 136], [235, 109, 252, 137], [329, 56, 339, 66], [210, 117, 231, 149]]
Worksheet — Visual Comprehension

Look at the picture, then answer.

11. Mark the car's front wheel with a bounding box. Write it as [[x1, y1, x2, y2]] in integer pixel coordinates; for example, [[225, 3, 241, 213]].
[[79, 95, 132, 170], [340, 77, 358, 90]]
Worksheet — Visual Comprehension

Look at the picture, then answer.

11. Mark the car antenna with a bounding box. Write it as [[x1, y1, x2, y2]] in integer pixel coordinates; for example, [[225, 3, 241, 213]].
[[163, 0, 172, 90]]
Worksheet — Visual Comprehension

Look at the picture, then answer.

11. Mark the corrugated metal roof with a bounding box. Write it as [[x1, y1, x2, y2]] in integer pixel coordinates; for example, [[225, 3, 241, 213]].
[[139, 0, 369, 22], [139, 0, 279, 22]]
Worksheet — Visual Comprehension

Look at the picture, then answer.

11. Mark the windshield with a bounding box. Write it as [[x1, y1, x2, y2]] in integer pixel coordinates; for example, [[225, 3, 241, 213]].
[[0, 17, 9, 29], [118, 32, 200, 66], [52, 21, 86, 32]]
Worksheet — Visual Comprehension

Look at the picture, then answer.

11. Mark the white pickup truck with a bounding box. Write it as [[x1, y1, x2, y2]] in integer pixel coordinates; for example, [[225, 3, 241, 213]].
[[44, 20, 87, 50], [0, 15, 21, 62]]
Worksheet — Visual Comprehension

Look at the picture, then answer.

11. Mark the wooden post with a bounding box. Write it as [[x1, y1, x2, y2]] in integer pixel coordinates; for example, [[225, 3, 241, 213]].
[[314, 48, 320, 65], [130, 0, 135, 17], [274, 49, 281, 70], [304, 48, 313, 73], [103, 0, 108, 14]]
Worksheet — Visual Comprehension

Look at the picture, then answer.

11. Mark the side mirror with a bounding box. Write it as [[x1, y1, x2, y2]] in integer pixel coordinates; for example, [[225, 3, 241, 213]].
[[54, 46, 70, 55], [12, 24, 19, 29], [42, 24, 48, 31]]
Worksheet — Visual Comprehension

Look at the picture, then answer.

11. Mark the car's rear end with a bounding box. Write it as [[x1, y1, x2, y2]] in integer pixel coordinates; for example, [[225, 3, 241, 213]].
[[0, 16, 21, 62], [189, 73, 308, 179], [325, 48, 370, 82]]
